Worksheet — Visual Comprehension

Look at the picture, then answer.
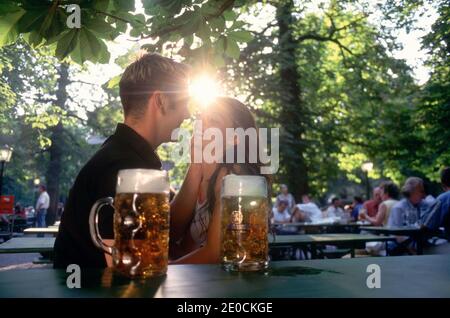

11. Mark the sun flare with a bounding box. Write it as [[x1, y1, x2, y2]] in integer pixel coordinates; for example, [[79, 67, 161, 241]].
[[189, 75, 222, 109]]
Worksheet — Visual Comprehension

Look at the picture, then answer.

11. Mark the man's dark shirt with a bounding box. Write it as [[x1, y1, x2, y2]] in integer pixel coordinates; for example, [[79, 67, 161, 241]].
[[54, 124, 161, 268]]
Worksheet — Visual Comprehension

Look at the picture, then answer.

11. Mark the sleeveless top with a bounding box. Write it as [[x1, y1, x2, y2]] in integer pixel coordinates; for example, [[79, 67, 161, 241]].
[[190, 199, 210, 246], [382, 199, 398, 226]]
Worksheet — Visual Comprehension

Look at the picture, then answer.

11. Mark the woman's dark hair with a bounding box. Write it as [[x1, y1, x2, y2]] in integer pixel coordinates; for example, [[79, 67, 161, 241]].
[[331, 197, 340, 204], [380, 181, 400, 200], [206, 97, 271, 215], [354, 196, 363, 204]]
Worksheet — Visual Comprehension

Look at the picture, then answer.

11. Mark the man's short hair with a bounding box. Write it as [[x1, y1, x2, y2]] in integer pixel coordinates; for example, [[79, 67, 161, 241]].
[[401, 177, 423, 198], [331, 197, 339, 204], [441, 167, 450, 188], [119, 52, 189, 118], [39, 184, 46, 191]]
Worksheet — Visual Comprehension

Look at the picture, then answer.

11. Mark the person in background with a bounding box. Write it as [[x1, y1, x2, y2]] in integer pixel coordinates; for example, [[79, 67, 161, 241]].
[[387, 177, 427, 255], [423, 181, 436, 206], [325, 197, 345, 218], [291, 194, 323, 223], [271, 200, 291, 224], [422, 167, 450, 237], [272, 200, 298, 235], [56, 202, 64, 222], [388, 177, 427, 227], [362, 187, 382, 218], [360, 181, 400, 226], [275, 184, 295, 214], [351, 196, 364, 221], [35, 184, 50, 228]]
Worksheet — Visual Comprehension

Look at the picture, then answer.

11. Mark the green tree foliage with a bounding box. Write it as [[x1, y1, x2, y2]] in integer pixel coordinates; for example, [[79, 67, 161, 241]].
[[413, 0, 450, 180], [0, 0, 254, 65]]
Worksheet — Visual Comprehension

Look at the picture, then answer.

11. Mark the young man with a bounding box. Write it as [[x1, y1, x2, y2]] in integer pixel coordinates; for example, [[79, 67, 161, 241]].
[[325, 197, 345, 218], [54, 53, 190, 268]]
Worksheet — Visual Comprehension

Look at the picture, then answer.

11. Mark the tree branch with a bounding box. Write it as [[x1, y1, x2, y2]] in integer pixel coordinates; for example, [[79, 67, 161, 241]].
[[65, 112, 87, 124], [71, 80, 99, 86], [250, 21, 278, 36], [335, 14, 368, 32], [296, 33, 354, 55], [94, 10, 134, 24]]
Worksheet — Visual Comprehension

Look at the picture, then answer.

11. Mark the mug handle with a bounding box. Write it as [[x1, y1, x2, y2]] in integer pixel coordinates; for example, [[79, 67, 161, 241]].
[[89, 197, 114, 255]]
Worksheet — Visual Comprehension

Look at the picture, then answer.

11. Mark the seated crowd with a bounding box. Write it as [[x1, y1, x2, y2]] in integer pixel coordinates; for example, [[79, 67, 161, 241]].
[[270, 167, 450, 255]]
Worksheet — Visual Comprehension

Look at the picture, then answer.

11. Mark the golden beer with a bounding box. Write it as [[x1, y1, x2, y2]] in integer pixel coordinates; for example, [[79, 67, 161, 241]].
[[90, 169, 170, 278], [113, 192, 169, 278], [220, 175, 269, 271]]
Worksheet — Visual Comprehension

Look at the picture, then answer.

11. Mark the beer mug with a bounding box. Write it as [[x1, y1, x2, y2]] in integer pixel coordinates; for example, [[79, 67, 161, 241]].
[[220, 175, 269, 271], [89, 169, 170, 278]]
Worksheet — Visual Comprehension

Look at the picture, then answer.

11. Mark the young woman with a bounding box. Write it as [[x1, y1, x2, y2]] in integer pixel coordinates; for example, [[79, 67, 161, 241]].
[[169, 97, 270, 264], [360, 181, 400, 226]]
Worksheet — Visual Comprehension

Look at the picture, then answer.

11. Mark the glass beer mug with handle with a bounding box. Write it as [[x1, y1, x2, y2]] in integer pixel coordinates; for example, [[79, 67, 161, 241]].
[[220, 174, 269, 272], [89, 169, 170, 278]]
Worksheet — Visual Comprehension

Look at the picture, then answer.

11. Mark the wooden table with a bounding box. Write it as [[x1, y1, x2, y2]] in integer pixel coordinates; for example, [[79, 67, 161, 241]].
[[24, 227, 59, 236], [360, 226, 424, 254], [0, 255, 449, 297], [0, 237, 55, 254], [273, 222, 366, 234], [269, 233, 395, 258]]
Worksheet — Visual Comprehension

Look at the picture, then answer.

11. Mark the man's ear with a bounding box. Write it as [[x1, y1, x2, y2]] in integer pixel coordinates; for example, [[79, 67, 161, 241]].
[[153, 91, 168, 115]]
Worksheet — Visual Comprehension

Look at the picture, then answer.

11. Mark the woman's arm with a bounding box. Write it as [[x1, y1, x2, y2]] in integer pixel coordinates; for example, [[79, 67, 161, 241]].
[[170, 163, 203, 242], [366, 203, 386, 226], [171, 169, 226, 264]]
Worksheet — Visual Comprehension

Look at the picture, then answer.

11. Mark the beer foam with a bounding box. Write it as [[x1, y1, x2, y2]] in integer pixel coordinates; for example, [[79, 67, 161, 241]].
[[221, 174, 267, 198], [116, 169, 169, 194]]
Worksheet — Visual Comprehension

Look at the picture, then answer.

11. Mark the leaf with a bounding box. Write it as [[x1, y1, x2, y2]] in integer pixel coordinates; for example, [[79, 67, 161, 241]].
[[230, 21, 246, 30], [55, 29, 79, 60], [39, 7, 66, 41], [228, 30, 253, 42], [200, 4, 218, 16], [0, 2, 23, 15], [85, 18, 117, 39], [93, 0, 111, 12], [214, 36, 225, 54], [112, 0, 135, 12], [106, 74, 121, 89], [223, 10, 237, 21], [179, 12, 202, 36], [27, 30, 44, 47], [115, 21, 127, 33], [129, 27, 141, 38], [209, 16, 226, 32], [225, 38, 240, 59], [196, 22, 211, 43], [75, 28, 103, 63], [96, 40, 111, 64], [0, 9, 25, 46]]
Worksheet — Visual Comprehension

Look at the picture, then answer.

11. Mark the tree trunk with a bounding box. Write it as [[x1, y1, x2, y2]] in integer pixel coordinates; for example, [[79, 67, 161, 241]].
[[276, 0, 309, 200], [45, 63, 69, 226]]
